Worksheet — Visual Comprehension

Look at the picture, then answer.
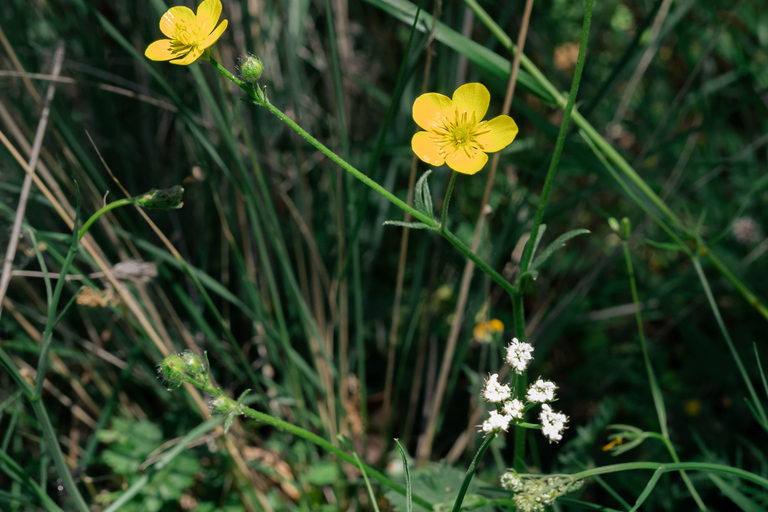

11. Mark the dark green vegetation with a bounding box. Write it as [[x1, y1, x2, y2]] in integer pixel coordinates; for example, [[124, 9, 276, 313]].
[[1, 0, 767, 510]]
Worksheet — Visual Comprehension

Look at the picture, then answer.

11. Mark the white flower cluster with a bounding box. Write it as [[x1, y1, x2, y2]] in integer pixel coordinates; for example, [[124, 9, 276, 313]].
[[540, 404, 568, 443], [482, 373, 512, 403], [499, 471, 584, 512], [479, 339, 568, 443], [526, 378, 556, 403], [505, 338, 534, 374]]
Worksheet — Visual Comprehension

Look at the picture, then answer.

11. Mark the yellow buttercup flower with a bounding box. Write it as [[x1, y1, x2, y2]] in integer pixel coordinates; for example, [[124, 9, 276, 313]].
[[145, 0, 228, 66], [473, 319, 504, 343], [411, 83, 518, 175]]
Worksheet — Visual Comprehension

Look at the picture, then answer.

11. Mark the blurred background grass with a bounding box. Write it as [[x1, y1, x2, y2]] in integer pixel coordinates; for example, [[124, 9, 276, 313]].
[[1, 0, 767, 510]]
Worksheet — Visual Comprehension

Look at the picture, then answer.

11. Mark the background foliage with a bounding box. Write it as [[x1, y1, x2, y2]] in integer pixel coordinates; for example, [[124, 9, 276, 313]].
[[1, 0, 767, 510]]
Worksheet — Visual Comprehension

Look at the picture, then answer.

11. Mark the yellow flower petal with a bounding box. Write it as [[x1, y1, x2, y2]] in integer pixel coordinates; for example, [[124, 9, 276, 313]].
[[196, 0, 222, 36], [145, 39, 187, 61], [412, 131, 446, 167], [200, 19, 228, 49], [477, 115, 519, 153], [445, 147, 488, 175], [170, 46, 205, 65], [159, 6, 196, 39], [489, 319, 504, 331], [452, 83, 490, 122], [412, 92, 453, 131]]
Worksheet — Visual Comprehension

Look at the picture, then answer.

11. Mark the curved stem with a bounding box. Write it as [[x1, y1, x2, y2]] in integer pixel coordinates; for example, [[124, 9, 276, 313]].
[[240, 405, 433, 510], [78, 198, 134, 240], [565, 461, 768, 489], [440, 172, 458, 234]]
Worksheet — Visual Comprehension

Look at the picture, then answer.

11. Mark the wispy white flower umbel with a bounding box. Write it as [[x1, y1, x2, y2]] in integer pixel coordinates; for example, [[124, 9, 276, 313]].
[[505, 338, 534, 374], [539, 404, 568, 443], [481, 410, 512, 433], [502, 398, 525, 419], [527, 378, 556, 403], [483, 373, 512, 403]]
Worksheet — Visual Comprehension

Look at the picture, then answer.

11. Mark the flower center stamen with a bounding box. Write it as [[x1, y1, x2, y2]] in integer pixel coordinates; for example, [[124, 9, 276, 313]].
[[431, 108, 492, 158], [174, 24, 202, 46]]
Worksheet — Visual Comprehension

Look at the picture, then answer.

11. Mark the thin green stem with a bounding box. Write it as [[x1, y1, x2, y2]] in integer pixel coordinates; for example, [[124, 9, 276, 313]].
[[78, 198, 134, 240], [622, 242, 667, 438], [240, 405, 433, 510], [511, 291, 527, 472], [0, 448, 64, 512], [440, 172, 458, 234], [450, 433, 496, 512], [518, 0, 593, 275], [692, 257, 767, 425], [565, 461, 768, 489], [623, 243, 705, 510]]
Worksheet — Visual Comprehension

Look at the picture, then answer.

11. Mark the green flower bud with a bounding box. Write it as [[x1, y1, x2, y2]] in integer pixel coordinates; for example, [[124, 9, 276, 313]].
[[209, 396, 237, 416], [135, 186, 184, 210], [158, 354, 185, 389], [180, 350, 205, 381], [240, 55, 263, 83], [620, 217, 632, 239], [608, 217, 620, 234], [160, 354, 184, 380]]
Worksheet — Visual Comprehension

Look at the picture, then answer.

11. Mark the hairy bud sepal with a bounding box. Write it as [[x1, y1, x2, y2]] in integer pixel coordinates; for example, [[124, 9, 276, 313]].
[[240, 54, 263, 84], [209, 389, 250, 433]]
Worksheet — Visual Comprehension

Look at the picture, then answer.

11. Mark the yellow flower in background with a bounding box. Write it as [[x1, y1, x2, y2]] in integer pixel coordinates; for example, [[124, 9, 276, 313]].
[[473, 319, 504, 343], [145, 0, 228, 65], [411, 83, 518, 175]]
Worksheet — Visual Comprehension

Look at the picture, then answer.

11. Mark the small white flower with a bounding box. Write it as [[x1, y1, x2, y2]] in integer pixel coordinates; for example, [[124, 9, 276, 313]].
[[505, 338, 534, 374], [481, 410, 512, 433], [526, 378, 556, 403], [539, 404, 568, 443], [499, 470, 523, 492], [502, 398, 525, 419], [483, 373, 512, 403]]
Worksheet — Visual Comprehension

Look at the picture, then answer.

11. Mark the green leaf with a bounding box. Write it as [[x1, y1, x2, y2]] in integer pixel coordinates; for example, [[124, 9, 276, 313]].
[[527, 224, 547, 266], [708, 473, 766, 512], [384, 462, 494, 512], [383, 220, 435, 230], [414, 170, 434, 219], [394, 440, 412, 512], [529, 228, 591, 273]]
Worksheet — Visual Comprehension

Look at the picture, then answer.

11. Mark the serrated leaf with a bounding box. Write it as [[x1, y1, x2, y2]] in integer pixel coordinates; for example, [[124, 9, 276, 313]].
[[414, 170, 434, 219], [384, 462, 493, 512], [383, 220, 434, 230], [529, 229, 590, 272]]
